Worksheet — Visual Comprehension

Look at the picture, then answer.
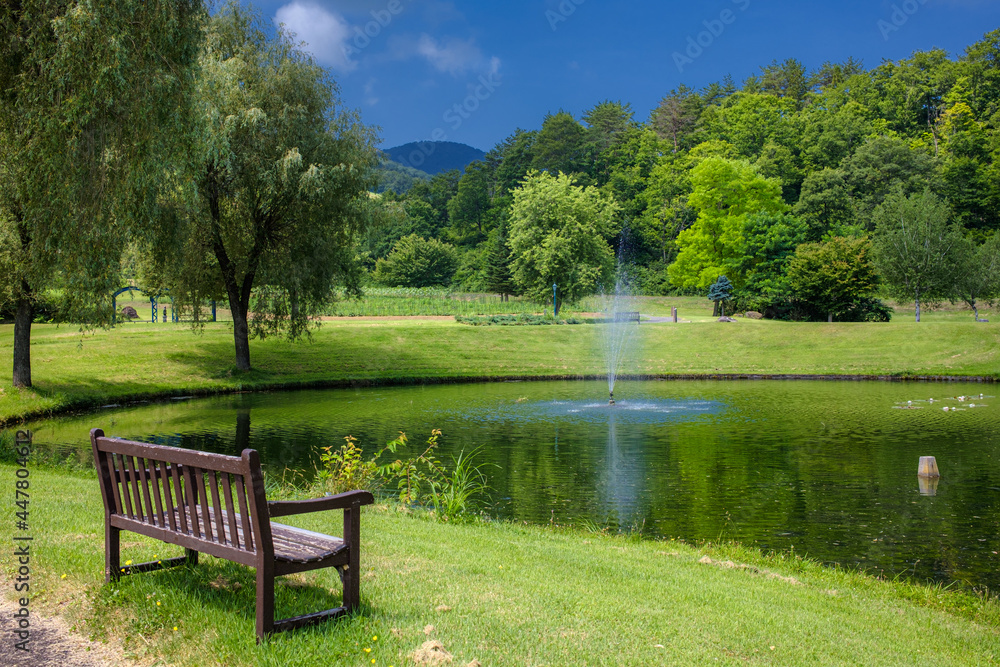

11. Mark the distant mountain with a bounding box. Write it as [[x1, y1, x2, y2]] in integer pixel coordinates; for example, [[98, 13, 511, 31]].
[[374, 159, 431, 194], [383, 141, 486, 175]]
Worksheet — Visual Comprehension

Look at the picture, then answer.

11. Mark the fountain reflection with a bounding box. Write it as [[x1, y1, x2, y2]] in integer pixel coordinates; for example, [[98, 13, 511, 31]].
[[598, 413, 647, 530]]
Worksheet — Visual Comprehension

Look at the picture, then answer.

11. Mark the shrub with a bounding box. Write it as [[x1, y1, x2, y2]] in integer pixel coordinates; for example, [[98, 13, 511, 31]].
[[373, 234, 458, 287]]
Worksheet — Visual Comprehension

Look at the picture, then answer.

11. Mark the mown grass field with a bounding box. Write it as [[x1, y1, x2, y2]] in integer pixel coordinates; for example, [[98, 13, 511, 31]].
[[2, 464, 998, 666], [2, 296, 999, 425], [1, 297, 1000, 664]]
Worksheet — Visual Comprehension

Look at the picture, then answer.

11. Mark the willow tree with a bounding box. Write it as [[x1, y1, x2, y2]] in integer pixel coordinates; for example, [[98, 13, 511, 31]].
[[0, 1, 204, 387], [159, 3, 378, 371]]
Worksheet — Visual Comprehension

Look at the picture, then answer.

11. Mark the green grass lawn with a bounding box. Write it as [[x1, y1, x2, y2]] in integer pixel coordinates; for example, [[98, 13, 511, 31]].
[[2, 305, 999, 425], [3, 464, 999, 666]]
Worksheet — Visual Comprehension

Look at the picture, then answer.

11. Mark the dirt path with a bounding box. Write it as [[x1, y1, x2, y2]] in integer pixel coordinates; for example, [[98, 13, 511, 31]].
[[0, 597, 134, 666]]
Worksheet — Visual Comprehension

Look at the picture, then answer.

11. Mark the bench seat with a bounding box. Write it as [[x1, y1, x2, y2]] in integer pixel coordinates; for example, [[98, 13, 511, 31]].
[[159, 504, 349, 564]]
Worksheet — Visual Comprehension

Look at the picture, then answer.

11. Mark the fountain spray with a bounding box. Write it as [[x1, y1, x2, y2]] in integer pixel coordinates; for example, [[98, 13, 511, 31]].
[[602, 227, 637, 406]]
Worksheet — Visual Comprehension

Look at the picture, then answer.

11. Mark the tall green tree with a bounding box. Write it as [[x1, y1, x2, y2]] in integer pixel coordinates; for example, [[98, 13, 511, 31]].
[[531, 111, 587, 177], [793, 168, 856, 240], [871, 190, 963, 322], [668, 158, 786, 289], [735, 212, 810, 312], [841, 135, 937, 224], [483, 219, 516, 301], [951, 233, 1000, 321], [160, 3, 378, 370], [786, 236, 880, 322], [0, 0, 204, 388], [447, 161, 494, 244], [582, 100, 636, 153], [408, 170, 462, 233], [508, 171, 620, 304], [650, 85, 702, 153]]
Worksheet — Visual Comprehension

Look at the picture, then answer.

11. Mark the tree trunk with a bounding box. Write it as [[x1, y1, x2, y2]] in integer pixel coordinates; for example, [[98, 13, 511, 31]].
[[12, 286, 33, 388], [229, 287, 252, 372], [973, 304, 979, 321], [828, 312, 833, 323], [915, 296, 921, 323], [207, 173, 254, 372]]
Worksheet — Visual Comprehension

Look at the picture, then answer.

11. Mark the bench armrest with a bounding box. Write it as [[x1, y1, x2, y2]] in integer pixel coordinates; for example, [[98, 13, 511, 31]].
[[268, 490, 374, 518]]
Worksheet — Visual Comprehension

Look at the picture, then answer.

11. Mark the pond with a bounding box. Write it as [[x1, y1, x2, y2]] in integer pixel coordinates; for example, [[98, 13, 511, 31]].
[[22, 379, 1000, 591]]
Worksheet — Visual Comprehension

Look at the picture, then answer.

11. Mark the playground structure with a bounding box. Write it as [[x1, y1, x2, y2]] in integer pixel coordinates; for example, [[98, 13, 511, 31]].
[[112, 286, 217, 325]]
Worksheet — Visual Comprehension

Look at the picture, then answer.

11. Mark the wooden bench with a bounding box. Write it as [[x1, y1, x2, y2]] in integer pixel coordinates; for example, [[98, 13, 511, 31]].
[[90, 428, 373, 641], [611, 311, 640, 323]]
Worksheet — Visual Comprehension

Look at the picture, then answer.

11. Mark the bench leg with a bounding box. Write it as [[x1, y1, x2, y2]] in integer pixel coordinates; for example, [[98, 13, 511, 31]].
[[256, 565, 275, 641], [185, 548, 199, 566], [106, 523, 120, 583], [343, 503, 361, 610]]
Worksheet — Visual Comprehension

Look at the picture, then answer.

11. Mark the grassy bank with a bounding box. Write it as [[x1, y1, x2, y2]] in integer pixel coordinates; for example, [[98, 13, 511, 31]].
[[2, 463, 998, 666], [2, 296, 999, 424]]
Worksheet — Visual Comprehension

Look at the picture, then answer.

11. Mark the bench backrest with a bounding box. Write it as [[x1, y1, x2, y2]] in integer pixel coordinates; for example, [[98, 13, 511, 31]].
[[91, 428, 272, 564]]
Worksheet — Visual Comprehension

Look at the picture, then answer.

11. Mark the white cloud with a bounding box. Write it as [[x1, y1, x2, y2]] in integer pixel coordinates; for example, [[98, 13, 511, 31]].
[[416, 33, 485, 75], [275, 2, 356, 73]]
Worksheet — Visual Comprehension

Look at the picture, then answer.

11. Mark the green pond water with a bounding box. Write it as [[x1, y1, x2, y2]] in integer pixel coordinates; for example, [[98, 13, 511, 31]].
[[22, 379, 1000, 590]]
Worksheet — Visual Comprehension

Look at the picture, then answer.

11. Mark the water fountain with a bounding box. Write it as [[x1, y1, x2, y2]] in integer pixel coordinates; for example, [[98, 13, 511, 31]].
[[601, 238, 639, 405]]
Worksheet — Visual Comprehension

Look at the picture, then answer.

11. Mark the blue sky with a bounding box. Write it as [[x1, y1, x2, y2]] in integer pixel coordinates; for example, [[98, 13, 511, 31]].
[[247, 0, 1000, 152]]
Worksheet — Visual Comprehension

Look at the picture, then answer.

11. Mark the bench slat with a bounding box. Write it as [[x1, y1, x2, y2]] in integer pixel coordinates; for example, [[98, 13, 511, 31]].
[[236, 474, 254, 552], [185, 466, 201, 538], [149, 460, 167, 528], [126, 456, 144, 521], [159, 462, 178, 531], [171, 463, 189, 534], [222, 474, 241, 550], [195, 467, 211, 540], [136, 456, 156, 525], [209, 471, 227, 546], [95, 437, 247, 474], [117, 454, 135, 518], [107, 452, 124, 516]]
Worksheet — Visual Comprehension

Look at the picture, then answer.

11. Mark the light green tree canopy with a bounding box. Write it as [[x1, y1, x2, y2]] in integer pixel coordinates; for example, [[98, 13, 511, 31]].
[[668, 158, 786, 289], [155, 2, 379, 370], [0, 0, 204, 387], [508, 171, 620, 304]]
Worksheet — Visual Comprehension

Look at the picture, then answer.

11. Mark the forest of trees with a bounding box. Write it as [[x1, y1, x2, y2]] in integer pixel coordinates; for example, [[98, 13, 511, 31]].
[[365, 31, 1000, 323]]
